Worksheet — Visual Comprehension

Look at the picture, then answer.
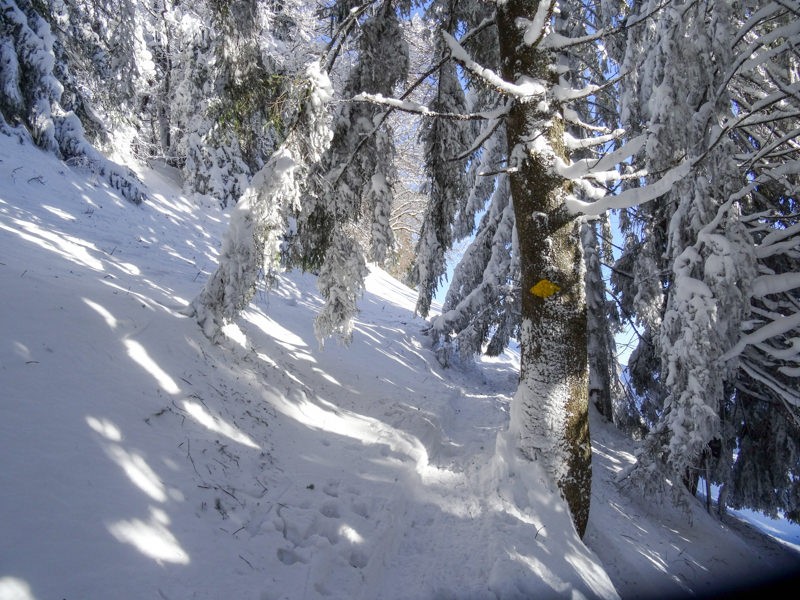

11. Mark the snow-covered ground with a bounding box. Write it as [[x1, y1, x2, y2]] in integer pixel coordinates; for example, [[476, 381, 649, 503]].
[[1, 134, 798, 599]]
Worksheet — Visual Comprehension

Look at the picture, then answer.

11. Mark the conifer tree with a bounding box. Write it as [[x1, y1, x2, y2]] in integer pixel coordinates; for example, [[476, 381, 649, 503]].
[[492, 0, 592, 535], [0, 0, 145, 203], [720, 0, 800, 520], [364, 0, 648, 534], [427, 172, 519, 366], [409, 1, 477, 317], [583, 220, 622, 422], [188, 60, 335, 339], [612, 0, 800, 520], [288, 1, 409, 342]]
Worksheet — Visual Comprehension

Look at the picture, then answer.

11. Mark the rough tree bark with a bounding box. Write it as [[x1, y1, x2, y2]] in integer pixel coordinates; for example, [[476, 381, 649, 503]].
[[497, 0, 591, 537]]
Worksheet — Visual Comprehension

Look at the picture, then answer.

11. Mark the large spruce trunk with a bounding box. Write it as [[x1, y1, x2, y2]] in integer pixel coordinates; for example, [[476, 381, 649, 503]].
[[497, 0, 591, 536]]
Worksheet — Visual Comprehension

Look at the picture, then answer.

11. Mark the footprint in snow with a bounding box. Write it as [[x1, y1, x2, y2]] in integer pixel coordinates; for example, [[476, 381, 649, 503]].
[[276, 547, 307, 565], [349, 549, 369, 569], [351, 500, 370, 519], [273, 481, 375, 581], [320, 501, 340, 519], [322, 479, 339, 497]]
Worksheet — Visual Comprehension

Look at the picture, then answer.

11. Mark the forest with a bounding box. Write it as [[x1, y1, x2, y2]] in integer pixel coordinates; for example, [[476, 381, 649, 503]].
[[1, 0, 799, 597]]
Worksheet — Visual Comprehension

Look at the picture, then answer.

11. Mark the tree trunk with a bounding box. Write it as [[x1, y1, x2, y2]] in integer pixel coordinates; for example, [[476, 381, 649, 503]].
[[583, 223, 616, 421], [497, 0, 592, 537]]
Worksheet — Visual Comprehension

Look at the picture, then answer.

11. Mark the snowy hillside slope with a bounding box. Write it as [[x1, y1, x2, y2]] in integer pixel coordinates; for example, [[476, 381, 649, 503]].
[[0, 134, 797, 599]]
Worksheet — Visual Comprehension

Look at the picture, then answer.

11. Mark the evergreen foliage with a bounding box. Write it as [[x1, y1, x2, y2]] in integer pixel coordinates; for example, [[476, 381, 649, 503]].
[[612, 0, 800, 519], [0, 0, 145, 203], [3, 0, 798, 530], [286, 2, 409, 341], [188, 59, 334, 340], [426, 173, 518, 366], [410, 38, 472, 317]]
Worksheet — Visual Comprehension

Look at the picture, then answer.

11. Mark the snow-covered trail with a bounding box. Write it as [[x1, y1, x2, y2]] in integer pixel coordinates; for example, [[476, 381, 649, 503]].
[[230, 268, 614, 599], [4, 136, 796, 600], [0, 138, 616, 599]]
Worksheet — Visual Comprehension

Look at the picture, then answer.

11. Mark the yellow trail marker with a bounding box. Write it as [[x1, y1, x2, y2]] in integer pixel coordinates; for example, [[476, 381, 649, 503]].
[[531, 279, 560, 298]]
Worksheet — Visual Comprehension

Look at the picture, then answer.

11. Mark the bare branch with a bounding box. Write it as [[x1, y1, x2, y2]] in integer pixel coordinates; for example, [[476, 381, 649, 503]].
[[449, 115, 506, 162]]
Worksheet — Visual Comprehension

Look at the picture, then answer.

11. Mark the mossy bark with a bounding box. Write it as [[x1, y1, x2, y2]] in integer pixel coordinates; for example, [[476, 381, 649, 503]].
[[497, 0, 592, 537]]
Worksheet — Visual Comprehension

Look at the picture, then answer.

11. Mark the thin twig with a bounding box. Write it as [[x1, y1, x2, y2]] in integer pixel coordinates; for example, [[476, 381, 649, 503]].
[[185, 439, 201, 477]]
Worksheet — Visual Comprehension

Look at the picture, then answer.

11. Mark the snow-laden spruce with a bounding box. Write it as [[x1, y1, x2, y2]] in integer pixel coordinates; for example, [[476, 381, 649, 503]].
[[284, 6, 409, 343], [611, 0, 800, 520], [410, 34, 474, 317], [427, 175, 518, 366], [188, 60, 334, 341], [0, 0, 145, 203]]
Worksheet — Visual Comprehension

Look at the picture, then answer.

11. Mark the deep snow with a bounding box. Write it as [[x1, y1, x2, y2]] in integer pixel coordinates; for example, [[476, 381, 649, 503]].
[[1, 133, 798, 600]]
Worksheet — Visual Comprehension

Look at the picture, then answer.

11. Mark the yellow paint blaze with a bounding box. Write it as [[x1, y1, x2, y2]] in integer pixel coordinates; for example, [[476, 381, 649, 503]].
[[530, 279, 561, 298]]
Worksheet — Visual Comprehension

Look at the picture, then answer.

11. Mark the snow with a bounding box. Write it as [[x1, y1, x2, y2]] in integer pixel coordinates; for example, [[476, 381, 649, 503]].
[[722, 312, 800, 369], [1, 134, 799, 599], [515, 2, 551, 46], [565, 161, 693, 216], [442, 32, 547, 101]]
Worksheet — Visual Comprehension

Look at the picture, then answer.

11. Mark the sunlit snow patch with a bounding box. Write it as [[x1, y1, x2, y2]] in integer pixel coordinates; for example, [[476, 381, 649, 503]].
[[108, 507, 190, 565], [182, 400, 259, 449], [106, 445, 168, 503], [86, 416, 123, 442], [124, 339, 180, 394], [83, 298, 118, 329], [0, 577, 35, 600]]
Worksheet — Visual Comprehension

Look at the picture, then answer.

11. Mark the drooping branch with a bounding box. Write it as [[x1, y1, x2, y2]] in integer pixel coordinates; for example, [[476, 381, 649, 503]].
[[443, 31, 547, 100], [329, 16, 498, 187], [321, 0, 379, 73], [541, 0, 673, 50]]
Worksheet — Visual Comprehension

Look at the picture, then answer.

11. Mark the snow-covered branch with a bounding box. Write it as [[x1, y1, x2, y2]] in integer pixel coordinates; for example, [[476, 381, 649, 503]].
[[351, 92, 502, 120], [722, 312, 800, 366], [738, 360, 800, 414], [751, 273, 800, 299], [450, 114, 506, 162], [322, 0, 379, 72], [564, 160, 692, 216], [515, 0, 555, 47], [541, 0, 673, 50], [442, 31, 547, 101], [563, 128, 626, 151]]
